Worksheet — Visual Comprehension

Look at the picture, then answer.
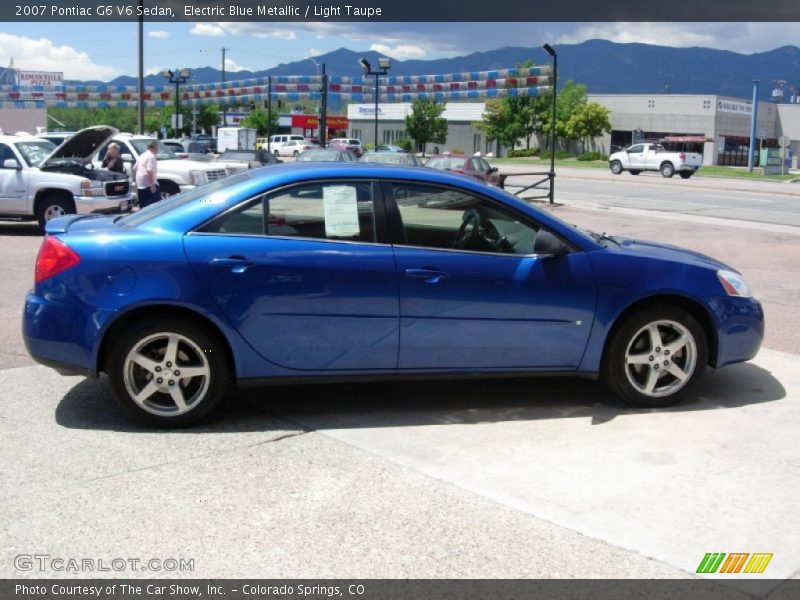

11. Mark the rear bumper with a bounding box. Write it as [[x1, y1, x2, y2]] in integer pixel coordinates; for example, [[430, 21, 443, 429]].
[[22, 291, 114, 377]]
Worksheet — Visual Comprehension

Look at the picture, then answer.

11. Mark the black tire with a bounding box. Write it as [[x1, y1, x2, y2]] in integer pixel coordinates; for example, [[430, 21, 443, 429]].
[[609, 160, 623, 175], [108, 317, 231, 427], [679, 171, 692, 179], [629, 170, 641, 175], [293, 150, 299, 157], [660, 162, 675, 178], [602, 305, 708, 408], [36, 194, 75, 230], [274, 149, 280, 157], [159, 180, 180, 199]]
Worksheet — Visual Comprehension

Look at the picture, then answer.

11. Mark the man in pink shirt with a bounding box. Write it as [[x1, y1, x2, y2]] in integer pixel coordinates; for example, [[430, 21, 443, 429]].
[[133, 140, 161, 208]]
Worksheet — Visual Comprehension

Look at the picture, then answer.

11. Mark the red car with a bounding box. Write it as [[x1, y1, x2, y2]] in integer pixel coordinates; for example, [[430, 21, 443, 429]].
[[329, 138, 363, 157], [425, 154, 506, 188]]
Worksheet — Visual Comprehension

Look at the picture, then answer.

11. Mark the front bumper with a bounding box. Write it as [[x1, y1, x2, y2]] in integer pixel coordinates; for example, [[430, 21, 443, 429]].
[[710, 295, 764, 368], [74, 192, 135, 215]]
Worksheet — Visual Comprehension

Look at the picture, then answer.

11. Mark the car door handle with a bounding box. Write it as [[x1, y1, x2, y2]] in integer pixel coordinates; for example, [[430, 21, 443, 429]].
[[405, 268, 449, 283], [210, 257, 255, 274]]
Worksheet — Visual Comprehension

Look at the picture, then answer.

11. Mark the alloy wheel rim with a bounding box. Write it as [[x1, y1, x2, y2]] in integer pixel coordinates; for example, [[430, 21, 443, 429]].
[[123, 332, 211, 416], [44, 205, 66, 221], [623, 319, 697, 398]]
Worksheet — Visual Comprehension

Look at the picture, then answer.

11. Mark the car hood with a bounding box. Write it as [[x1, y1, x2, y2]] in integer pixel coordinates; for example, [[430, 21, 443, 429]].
[[609, 236, 735, 272], [41, 126, 118, 168]]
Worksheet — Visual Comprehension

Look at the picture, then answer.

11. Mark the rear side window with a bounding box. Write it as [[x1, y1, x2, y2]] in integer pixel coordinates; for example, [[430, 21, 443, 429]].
[[202, 181, 377, 243]]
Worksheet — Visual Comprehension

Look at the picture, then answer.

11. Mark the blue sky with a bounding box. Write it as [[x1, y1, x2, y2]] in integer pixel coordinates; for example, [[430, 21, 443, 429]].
[[2, 22, 800, 81]]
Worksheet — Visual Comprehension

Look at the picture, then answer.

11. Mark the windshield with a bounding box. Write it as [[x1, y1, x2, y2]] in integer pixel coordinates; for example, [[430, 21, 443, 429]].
[[361, 153, 417, 166], [15, 140, 56, 167], [426, 156, 463, 170], [118, 170, 254, 227], [130, 139, 178, 160]]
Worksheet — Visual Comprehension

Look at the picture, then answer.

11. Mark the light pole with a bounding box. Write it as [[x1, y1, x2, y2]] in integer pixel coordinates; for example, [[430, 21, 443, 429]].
[[359, 57, 390, 149], [747, 80, 759, 172], [162, 68, 190, 137], [310, 57, 328, 146], [542, 43, 557, 204]]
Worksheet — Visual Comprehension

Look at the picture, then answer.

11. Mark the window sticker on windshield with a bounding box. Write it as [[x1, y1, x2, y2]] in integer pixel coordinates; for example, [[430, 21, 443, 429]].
[[323, 185, 360, 237]]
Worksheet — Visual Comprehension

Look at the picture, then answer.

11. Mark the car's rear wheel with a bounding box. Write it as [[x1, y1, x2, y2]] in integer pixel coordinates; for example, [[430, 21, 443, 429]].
[[602, 305, 708, 408], [679, 171, 692, 179], [108, 317, 230, 427], [36, 195, 74, 230], [660, 162, 675, 178], [274, 149, 280, 157], [610, 160, 623, 175], [293, 150, 299, 157]]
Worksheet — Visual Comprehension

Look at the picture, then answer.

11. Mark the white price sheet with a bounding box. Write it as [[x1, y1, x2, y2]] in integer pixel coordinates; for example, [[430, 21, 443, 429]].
[[323, 185, 361, 237]]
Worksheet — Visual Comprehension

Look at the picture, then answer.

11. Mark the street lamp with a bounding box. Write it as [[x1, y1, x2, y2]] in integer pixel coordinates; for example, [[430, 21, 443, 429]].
[[162, 68, 191, 136], [359, 57, 391, 149], [542, 44, 557, 204]]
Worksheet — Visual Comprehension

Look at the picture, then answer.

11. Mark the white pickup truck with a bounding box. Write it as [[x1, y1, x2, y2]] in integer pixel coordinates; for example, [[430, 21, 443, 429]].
[[95, 135, 240, 197], [608, 143, 702, 178], [0, 126, 134, 229]]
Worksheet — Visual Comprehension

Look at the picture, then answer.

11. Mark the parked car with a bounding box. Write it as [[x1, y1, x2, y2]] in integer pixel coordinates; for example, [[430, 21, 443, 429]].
[[23, 163, 763, 427], [608, 143, 702, 178], [360, 151, 424, 166], [36, 131, 77, 147], [267, 134, 307, 156], [425, 154, 507, 188], [95, 135, 228, 197], [214, 149, 281, 171], [296, 148, 357, 162], [329, 138, 363, 157], [277, 139, 320, 157], [0, 126, 134, 229], [191, 134, 217, 153], [374, 144, 408, 153]]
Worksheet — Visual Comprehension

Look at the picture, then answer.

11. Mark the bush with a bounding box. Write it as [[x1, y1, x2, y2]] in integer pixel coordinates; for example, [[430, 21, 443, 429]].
[[507, 148, 540, 158], [577, 151, 608, 161], [363, 143, 375, 152], [394, 137, 413, 152], [539, 149, 575, 160]]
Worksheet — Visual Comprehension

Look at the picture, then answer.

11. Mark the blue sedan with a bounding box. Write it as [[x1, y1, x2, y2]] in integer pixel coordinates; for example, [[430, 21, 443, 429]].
[[23, 163, 764, 426]]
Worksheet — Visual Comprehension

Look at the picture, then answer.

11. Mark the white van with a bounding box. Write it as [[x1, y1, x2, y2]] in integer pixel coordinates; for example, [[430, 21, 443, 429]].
[[267, 134, 306, 155]]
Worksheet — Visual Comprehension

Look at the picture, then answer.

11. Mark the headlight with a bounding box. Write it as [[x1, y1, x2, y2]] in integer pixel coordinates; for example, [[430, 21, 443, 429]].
[[80, 179, 105, 196], [717, 269, 753, 298], [189, 170, 208, 186]]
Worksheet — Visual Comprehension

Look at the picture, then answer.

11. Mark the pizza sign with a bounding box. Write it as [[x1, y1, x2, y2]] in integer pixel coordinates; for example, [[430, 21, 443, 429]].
[[17, 71, 63, 88]]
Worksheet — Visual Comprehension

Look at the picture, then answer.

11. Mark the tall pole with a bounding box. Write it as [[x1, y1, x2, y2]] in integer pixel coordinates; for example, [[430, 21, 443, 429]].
[[221, 46, 229, 128], [137, 0, 144, 134], [747, 80, 759, 172], [543, 44, 558, 204], [320, 64, 328, 147], [173, 77, 180, 136], [374, 72, 379, 149], [266, 76, 272, 152]]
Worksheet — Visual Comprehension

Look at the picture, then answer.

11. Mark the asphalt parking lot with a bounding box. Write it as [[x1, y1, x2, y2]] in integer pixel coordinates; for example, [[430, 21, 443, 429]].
[[1, 176, 799, 595]]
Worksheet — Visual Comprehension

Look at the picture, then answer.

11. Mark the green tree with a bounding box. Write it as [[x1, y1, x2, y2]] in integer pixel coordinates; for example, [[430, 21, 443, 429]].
[[474, 99, 522, 149], [540, 80, 588, 149], [239, 107, 279, 136], [405, 98, 448, 155], [565, 102, 612, 153]]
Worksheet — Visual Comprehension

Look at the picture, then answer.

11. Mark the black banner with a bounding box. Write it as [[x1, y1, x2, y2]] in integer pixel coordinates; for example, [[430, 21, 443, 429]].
[[2, 579, 794, 600], [3, 0, 799, 22]]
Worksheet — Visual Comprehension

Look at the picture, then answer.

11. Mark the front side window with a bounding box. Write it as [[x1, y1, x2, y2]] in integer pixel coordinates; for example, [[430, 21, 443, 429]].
[[202, 181, 376, 243], [391, 183, 539, 255], [14, 141, 56, 167], [627, 144, 644, 154]]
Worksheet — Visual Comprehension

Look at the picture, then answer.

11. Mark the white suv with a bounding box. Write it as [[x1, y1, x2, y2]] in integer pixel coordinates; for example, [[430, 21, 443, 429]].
[[266, 134, 307, 156], [96, 135, 238, 197], [0, 126, 134, 229]]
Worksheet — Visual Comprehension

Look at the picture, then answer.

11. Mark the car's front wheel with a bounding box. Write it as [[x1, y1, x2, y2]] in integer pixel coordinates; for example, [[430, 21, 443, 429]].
[[108, 317, 231, 427], [36, 195, 75, 230], [602, 305, 708, 408], [679, 171, 692, 179]]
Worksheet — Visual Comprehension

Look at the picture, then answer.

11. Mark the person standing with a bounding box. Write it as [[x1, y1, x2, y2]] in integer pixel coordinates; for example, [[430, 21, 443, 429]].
[[133, 140, 160, 208], [101, 143, 125, 174]]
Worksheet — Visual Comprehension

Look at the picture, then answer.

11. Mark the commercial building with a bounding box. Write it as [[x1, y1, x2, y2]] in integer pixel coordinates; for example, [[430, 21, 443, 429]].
[[347, 103, 506, 155]]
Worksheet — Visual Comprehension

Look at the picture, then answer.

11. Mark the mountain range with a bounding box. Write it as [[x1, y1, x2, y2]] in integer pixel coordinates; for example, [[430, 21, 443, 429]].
[[5, 40, 800, 100]]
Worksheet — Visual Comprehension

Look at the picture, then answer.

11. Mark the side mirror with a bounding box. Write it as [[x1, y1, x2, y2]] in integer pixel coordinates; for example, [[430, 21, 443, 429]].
[[533, 230, 569, 257], [121, 153, 133, 162], [489, 166, 498, 173], [2, 158, 21, 170]]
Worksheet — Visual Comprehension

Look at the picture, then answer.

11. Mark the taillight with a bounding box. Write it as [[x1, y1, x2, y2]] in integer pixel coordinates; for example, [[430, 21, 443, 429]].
[[35, 236, 80, 284], [679, 153, 686, 160]]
